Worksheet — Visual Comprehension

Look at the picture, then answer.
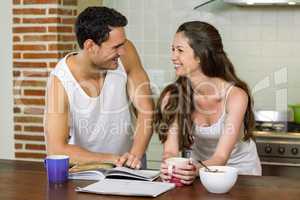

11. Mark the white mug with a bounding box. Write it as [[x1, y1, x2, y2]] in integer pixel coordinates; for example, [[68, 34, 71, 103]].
[[164, 157, 190, 186], [165, 157, 190, 174]]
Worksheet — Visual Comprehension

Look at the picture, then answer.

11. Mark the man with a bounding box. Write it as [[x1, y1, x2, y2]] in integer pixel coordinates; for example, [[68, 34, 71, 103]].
[[44, 7, 154, 169]]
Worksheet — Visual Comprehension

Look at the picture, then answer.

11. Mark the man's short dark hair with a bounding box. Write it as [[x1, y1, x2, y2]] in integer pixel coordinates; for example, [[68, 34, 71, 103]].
[[75, 6, 128, 49]]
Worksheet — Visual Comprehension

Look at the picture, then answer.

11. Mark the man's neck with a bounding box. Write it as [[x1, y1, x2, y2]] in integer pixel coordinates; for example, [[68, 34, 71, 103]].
[[68, 52, 105, 80]]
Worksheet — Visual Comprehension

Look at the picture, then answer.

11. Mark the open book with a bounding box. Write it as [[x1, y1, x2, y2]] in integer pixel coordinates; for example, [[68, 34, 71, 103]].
[[75, 179, 175, 197], [69, 164, 160, 181]]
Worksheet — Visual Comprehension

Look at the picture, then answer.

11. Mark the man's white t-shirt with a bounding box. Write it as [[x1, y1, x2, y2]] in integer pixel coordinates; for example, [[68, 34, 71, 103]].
[[45, 52, 134, 155]]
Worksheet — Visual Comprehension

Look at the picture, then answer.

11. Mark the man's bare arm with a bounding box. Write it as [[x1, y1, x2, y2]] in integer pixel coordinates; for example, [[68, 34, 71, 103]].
[[45, 75, 120, 165], [119, 40, 154, 168]]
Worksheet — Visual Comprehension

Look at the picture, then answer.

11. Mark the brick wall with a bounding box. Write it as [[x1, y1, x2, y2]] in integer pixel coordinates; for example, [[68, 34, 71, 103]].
[[13, 0, 78, 161]]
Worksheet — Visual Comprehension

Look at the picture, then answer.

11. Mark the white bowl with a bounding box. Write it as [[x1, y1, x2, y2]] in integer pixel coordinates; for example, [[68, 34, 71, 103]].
[[199, 166, 238, 194]]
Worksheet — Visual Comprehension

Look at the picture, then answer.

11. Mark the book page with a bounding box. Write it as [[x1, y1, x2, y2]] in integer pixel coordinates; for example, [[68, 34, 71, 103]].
[[105, 167, 160, 181], [69, 166, 160, 181], [76, 179, 175, 197], [68, 170, 105, 181], [69, 162, 114, 173]]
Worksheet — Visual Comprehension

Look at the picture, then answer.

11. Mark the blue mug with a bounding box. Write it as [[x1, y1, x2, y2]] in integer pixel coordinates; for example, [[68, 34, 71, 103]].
[[44, 155, 69, 184]]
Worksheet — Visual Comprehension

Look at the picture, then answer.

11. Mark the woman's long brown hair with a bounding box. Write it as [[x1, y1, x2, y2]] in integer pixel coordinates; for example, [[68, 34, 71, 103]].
[[154, 21, 255, 150]]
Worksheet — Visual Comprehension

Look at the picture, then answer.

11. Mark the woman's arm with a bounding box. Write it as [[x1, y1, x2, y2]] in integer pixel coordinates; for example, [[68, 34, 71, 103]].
[[159, 92, 199, 184], [203, 86, 249, 166], [162, 121, 180, 159], [158, 92, 181, 159]]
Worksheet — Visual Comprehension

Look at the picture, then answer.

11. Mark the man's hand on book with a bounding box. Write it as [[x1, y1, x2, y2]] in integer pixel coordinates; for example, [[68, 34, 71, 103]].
[[116, 152, 141, 169]]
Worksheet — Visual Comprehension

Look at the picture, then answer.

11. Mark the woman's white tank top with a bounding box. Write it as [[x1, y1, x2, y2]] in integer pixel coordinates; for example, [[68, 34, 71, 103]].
[[47, 53, 133, 155], [191, 86, 262, 176]]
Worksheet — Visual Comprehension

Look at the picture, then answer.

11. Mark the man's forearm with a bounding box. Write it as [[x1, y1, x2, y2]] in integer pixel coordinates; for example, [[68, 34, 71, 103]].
[[47, 144, 119, 165], [130, 113, 153, 158]]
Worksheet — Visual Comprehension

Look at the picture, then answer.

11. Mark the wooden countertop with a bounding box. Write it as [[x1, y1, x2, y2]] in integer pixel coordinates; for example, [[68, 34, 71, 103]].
[[1, 159, 300, 200]]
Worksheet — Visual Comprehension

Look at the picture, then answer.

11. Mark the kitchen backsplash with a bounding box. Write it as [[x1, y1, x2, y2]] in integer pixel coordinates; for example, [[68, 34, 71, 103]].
[[103, 0, 300, 111]]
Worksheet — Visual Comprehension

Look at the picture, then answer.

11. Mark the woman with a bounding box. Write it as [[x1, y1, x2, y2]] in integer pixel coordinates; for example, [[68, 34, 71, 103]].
[[154, 21, 261, 185]]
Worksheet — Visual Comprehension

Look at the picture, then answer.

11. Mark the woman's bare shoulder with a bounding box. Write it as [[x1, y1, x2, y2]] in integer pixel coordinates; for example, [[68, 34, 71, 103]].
[[226, 86, 249, 108]]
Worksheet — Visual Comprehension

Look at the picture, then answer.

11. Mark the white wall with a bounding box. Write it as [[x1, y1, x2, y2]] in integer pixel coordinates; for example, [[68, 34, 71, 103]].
[[0, 1, 14, 159], [103, 0, 300, 169], [104, 0, 300, 110]]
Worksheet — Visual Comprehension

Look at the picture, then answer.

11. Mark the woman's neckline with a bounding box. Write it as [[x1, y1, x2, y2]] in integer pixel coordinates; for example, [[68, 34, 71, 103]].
[[192, 84, 235, 129], [193, 111, 226, 129]]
